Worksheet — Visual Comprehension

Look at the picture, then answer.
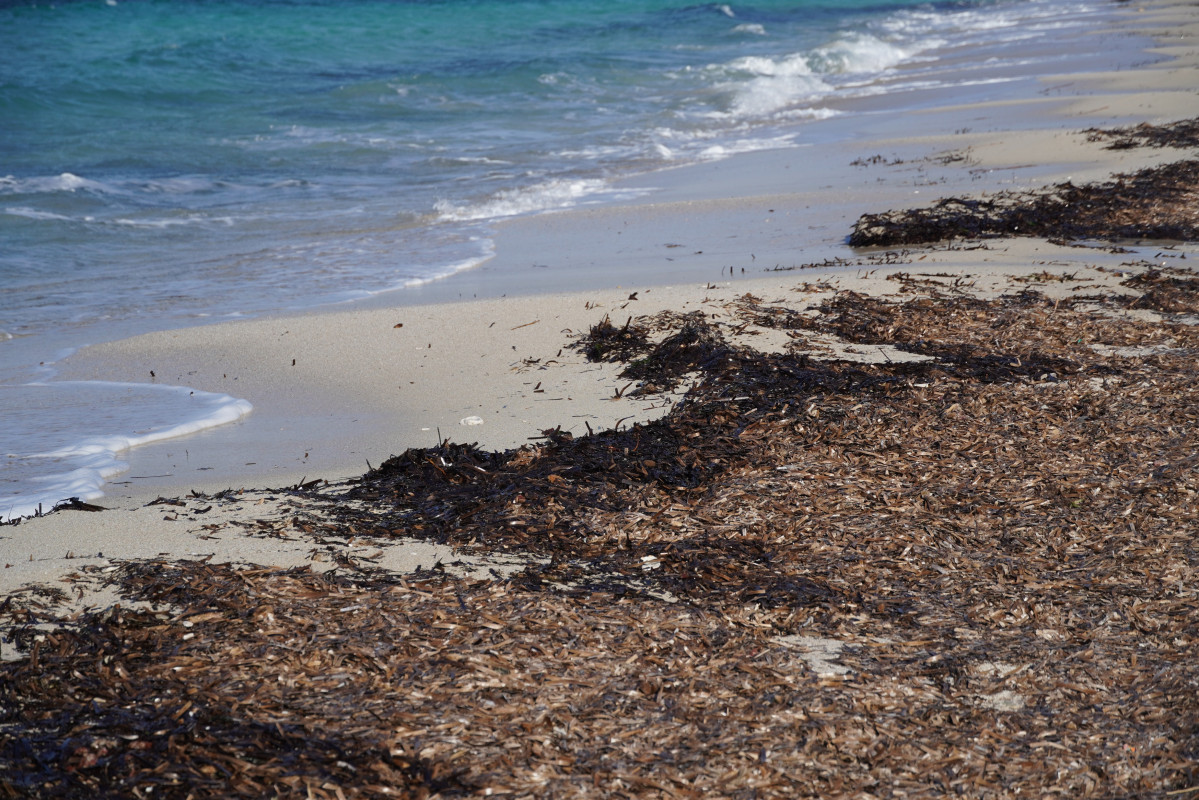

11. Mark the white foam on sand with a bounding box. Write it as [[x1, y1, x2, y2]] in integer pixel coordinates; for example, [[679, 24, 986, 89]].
[[1, 381, 252, 523]]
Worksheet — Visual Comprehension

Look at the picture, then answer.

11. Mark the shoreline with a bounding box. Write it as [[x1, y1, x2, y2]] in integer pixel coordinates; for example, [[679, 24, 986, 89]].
[[1, 0, 1189, 521], [5, 235, 1194, 597], [5, 190, 1197, 798], [2, 0, 1197, 589]]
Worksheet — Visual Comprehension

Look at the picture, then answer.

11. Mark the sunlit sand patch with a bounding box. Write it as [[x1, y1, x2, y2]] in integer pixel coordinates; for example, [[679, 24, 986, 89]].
[[774, 634, 852, 677]]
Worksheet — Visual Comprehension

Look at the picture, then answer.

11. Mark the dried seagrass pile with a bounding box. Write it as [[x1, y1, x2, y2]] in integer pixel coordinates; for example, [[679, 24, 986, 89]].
[[849, 159, 1199, 246], [850, 118, 1199, 247], [3, 126, 1198, 799], [1084, 117, 1199, 151], [3, 265, 1197, 799]]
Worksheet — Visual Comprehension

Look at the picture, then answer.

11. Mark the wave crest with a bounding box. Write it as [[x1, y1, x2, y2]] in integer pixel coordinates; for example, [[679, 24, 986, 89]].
[[434, 178, 609, 222]]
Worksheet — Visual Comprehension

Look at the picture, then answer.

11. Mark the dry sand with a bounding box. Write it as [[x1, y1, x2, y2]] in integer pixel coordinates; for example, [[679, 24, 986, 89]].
[[3, 0, 1198, 603]]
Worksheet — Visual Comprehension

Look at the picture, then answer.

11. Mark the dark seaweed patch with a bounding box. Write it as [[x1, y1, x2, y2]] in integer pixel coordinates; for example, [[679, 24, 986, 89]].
[[850, 160, 1199, 246]]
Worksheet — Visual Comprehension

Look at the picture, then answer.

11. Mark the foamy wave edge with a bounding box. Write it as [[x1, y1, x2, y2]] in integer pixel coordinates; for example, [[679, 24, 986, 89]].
[[433, 177, 611, 223], [1, 382, 252, 524]]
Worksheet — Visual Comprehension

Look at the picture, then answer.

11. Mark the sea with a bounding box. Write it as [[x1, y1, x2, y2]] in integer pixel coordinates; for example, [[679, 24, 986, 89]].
[[1, 0, 1130, 521]]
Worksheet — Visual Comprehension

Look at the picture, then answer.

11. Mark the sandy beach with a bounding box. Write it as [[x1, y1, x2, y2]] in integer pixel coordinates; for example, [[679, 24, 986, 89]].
[[2, 0, 1198, 796], [4, 0, 1196, 595]]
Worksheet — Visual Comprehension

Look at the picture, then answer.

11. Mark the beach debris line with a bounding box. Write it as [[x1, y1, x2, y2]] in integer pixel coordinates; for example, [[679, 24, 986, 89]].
[[2, 265, 1198, 797], [1084, 116, 1199, 150], [849, 159, 1199, 246], [7, 112, 1199, 795], [1113, 264, 1199, 313]]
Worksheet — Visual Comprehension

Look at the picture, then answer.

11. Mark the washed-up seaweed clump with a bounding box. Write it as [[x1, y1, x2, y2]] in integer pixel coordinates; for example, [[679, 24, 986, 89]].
[[4, 265, 1197, 798], [1116, 266, 1199, 313], [573, 310, 733, 394], [849, 159, 1199, 246], [1085, 116, 1199, 150], [575, 314, 650, 363]]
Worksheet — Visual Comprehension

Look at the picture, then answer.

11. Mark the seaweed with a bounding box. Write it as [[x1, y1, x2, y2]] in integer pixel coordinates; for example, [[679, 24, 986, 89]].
[[850, 159, 1199, 246], [1084, 117, 1199, 150], [4, 275, 1199, 797]]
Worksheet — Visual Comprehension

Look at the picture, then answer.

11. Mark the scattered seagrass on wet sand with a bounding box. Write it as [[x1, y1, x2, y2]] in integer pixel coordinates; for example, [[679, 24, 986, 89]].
[[3, 129, 1199, 799]]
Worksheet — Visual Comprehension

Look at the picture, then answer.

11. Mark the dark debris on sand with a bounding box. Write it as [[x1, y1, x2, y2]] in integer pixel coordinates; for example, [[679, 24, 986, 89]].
[[850, 158, 1199, 247], [1115, 266, 1199, 314], [572, 310, 732, 396], [1085, 117, 1199, 150], [4, 268, 1198, 799], [4, 121, 1199, 797]]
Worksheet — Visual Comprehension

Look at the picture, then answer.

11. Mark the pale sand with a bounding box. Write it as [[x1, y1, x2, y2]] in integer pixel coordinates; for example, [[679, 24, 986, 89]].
[[2, 0, 1197, 604]]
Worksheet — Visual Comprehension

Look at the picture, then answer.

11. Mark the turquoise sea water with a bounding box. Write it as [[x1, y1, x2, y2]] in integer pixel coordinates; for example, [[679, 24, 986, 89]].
[[0, 0, 1115, 519]]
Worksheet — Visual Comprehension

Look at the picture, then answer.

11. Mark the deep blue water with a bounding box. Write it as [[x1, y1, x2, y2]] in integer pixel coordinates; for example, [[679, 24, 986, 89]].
[[0, 0, 1110, 519]]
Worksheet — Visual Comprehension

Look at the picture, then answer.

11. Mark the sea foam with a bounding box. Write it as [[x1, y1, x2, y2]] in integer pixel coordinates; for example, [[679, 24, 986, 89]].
[[0, 173, 113, 195], [1, 382, 252, 523], [433, 178, 610, 222]]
